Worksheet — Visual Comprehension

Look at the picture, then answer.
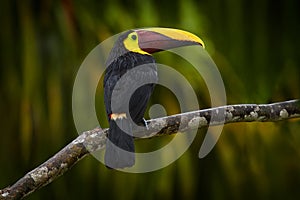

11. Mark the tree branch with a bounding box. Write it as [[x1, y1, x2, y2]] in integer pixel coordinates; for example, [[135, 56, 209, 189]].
[[1, 100, 300, 199]]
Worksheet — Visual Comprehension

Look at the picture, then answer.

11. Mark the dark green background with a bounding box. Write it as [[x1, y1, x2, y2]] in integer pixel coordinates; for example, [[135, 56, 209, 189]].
[[1, 0, 300, 199]]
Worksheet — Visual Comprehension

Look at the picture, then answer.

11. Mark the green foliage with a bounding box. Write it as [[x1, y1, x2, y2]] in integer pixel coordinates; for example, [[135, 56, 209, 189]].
[[0, 0, 299, 199]]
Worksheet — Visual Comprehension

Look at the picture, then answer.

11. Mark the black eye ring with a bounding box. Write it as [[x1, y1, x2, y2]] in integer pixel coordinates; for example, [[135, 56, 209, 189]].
[[131, 34, 137, 40]]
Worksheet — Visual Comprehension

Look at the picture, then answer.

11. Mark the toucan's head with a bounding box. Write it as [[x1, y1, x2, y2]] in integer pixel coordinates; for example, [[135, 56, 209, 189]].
[[107, 28, 205, 63]]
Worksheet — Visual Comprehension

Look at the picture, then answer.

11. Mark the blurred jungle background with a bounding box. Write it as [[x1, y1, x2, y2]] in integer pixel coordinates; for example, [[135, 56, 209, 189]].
[[1, 0, 300, 199]]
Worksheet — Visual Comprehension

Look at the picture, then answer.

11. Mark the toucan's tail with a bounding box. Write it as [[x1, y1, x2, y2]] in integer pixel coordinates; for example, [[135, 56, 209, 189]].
[[105, 119, 135, 169]]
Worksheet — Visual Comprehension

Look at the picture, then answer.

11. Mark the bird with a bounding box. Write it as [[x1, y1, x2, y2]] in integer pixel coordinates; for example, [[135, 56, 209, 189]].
[[104, 27, 205, 169]]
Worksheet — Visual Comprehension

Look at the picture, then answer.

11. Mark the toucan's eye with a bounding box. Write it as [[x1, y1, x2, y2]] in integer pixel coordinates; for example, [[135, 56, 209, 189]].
[[131, 34, 137, 40]]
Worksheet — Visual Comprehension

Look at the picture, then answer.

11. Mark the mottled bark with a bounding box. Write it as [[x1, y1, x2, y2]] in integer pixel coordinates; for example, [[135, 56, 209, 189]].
[[1, 100, 299, 200]]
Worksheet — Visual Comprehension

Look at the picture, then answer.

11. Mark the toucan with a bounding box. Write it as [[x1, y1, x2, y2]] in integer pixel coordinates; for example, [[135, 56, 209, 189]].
[[104, 27, 204, 169]]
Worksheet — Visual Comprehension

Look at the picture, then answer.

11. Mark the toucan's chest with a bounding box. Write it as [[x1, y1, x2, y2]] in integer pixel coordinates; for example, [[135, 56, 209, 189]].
[[104, 52, 157, 84], [103, 52, 158, 117]]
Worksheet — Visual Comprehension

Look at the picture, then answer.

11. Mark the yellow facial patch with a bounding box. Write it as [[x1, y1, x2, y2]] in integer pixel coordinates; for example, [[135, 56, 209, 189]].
[[123, 32, 150, 55]]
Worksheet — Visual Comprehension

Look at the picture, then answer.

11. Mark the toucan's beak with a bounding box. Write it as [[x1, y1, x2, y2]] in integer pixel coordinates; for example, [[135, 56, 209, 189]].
[[136, 28, 205, 54]]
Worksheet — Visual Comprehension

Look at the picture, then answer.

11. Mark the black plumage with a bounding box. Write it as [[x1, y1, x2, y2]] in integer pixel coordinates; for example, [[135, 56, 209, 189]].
[[104, 31, 157, 169]]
